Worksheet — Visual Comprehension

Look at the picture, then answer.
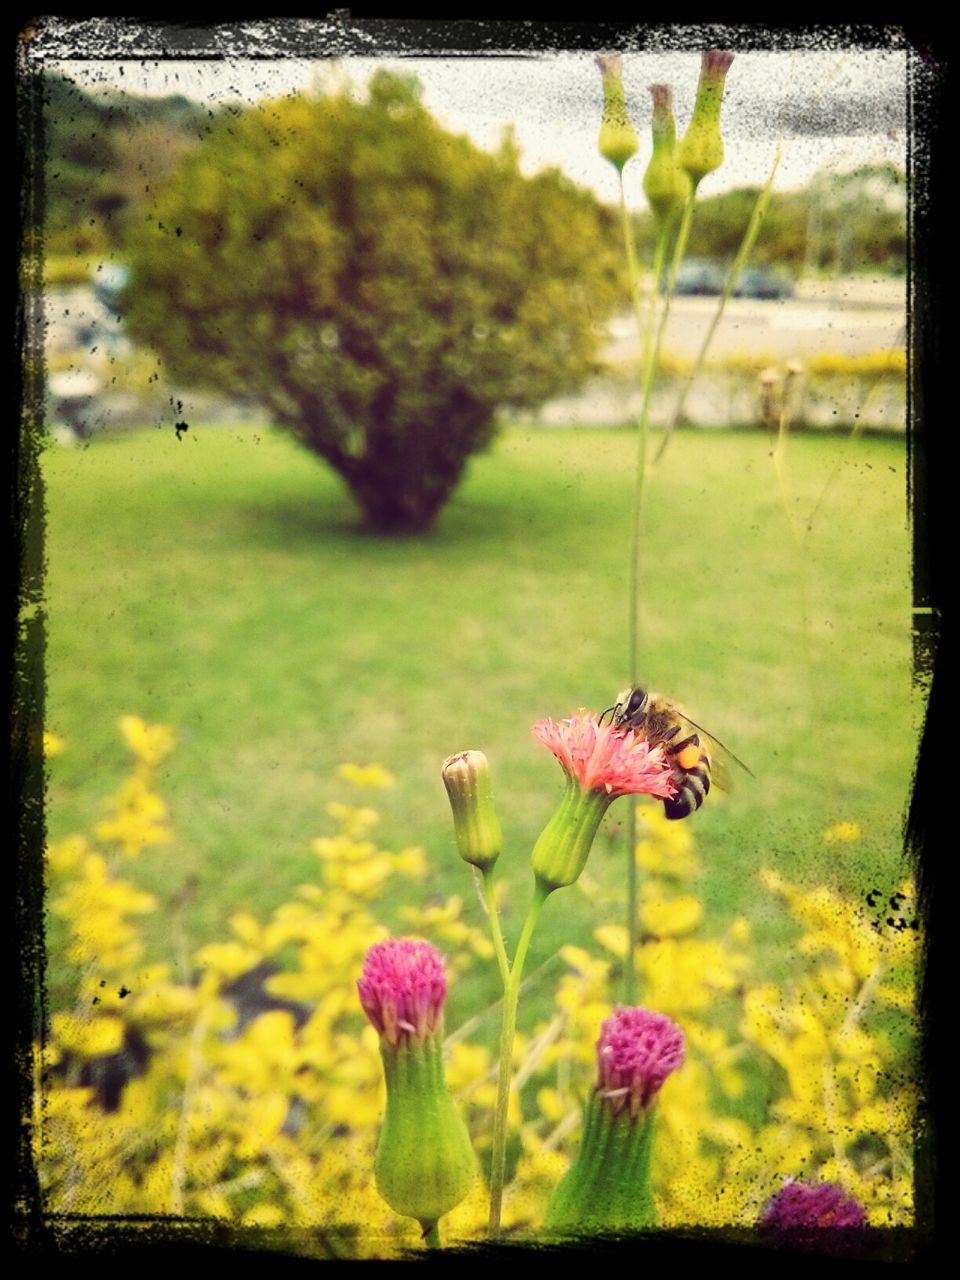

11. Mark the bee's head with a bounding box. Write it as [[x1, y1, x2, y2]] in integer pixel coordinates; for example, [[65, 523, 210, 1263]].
[[624, 687, 648, 717], [611, 686, 647, 724]]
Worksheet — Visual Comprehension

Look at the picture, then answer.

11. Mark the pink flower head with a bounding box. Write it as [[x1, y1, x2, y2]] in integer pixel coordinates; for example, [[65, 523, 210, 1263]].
[[761, 1180, 867, 1230], [649, 82, 674, 121], [701, 50, 735, 83], [533, 710, 677, 801], [596, 1006, 685, 1115], [358, 938, 447, 1047], [595, 53, 624, 80]]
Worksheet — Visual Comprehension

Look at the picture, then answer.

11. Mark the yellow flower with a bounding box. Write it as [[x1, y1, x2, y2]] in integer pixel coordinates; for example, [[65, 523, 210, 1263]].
[[119, 714, 176, 769], [634, 802, 701, 879], [194, 941, 263, 981], [823, 820, 863, 844], [337, 762, 395, 789], [326, 801, 381, 839], [639, 887, 704, 936], [46, 833, 89, 876], [95, 775, 173, 858], [51, 1011, 125, 1057]]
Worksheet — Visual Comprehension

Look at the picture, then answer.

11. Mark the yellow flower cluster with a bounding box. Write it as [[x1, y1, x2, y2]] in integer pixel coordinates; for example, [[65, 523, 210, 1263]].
[[38, 726, 918, 1254], [93, 715, 176, 857], [38, 723, 487, 1256]]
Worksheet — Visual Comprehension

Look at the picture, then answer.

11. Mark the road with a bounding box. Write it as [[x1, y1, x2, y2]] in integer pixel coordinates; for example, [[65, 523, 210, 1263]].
[[605, 278, 906, 365]]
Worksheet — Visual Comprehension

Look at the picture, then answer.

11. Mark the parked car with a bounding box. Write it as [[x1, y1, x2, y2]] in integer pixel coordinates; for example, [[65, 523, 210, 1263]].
[[660, 258, 726, 296], [732, 267, 795, 300]]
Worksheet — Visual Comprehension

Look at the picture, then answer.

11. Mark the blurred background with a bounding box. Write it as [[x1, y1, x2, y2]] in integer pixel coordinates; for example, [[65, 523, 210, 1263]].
[[42, 50, 906, 439]]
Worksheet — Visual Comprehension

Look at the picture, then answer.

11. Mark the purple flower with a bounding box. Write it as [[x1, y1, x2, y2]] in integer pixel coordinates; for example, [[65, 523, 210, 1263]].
[[596, 1006, 685, 1115], [761, 1179, 867, 1229], [358, 938, 447, 1047]]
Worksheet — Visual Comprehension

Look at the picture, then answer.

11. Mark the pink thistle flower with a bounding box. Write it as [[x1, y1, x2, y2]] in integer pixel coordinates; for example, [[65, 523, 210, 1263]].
[[596, 1006, 685, 1116], [761, 1180, 867, 1230], [532, 710, 677, 800], [358, 938, 447, 1047]]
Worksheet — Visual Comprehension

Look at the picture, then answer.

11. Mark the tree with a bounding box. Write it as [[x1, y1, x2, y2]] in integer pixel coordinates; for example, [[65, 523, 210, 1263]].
[[121, 72, 623, 532]]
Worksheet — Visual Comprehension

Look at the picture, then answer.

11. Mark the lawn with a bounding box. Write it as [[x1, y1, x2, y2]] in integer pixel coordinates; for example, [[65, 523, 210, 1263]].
[[42, 422, 916, 1023]]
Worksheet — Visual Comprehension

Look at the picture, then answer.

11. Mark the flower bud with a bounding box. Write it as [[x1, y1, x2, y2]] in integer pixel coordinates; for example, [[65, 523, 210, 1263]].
[[595, 54, 639, 173], [358, 940, 475, 1233], [677, 50, 735, 190], [643, 84, 690, 227], [442, 750, 502, 872], [546, 1007, 684, 1234]]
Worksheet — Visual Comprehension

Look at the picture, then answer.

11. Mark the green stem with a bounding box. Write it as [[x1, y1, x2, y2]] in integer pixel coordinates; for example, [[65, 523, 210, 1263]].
[[421, 1221, 441, 1248], [488, 881, 549, 1236], [620, 219, 673, 1006], [624, 799, 638, 1004], [619, 171, 646, 341], [653, 147, 783, 468], [482, 865, 510, 987], [626, 221, 669, 684]]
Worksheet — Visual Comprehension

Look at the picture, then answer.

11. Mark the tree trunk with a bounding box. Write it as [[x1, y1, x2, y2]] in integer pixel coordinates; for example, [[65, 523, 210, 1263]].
[[347, 474, 452, 534]]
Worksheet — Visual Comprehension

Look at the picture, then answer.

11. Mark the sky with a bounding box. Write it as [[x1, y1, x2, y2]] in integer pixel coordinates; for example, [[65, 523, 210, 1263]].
[[36, 22, 909, 203]]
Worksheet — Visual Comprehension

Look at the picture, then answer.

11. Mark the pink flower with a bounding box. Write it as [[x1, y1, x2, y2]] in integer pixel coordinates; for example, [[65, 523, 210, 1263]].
[[596, 1006, 685, 1116], [761, 1180, 867, 1230], [701, 49, 735, 82], [532, 710, 677, 800], [358, 938, 447, 1047]]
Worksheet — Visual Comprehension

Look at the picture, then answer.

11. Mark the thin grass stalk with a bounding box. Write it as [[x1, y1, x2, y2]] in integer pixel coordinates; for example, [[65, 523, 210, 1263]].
[[487, 882, 548, 1235], [652, 147, 784, 468]]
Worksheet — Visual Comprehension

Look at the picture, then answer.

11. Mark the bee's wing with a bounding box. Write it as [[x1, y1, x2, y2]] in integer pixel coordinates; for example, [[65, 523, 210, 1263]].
[[679, 714, 754, 792], [707, 747, 736, 794]]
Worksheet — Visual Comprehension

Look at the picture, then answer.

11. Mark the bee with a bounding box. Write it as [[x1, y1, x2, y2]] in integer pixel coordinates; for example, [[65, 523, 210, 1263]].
[[605, 686, 752, 820]]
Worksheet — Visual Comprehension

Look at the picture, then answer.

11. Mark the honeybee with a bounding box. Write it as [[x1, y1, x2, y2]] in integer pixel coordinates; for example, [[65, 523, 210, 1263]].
[[605, 686, 752, 820]]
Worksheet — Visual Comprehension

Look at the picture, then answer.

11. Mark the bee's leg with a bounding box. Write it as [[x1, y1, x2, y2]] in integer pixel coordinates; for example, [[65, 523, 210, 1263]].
[[662, 724, 683, 742], [672, 733, 700, 752]]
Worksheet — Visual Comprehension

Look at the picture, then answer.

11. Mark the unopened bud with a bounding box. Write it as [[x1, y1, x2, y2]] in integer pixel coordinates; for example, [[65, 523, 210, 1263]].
[[677, 50, 735, 190], [359, 940, 476, 1233], [643, 84, 690, 227], [595, 54, 639, 173], [442, 750, 502, 872], [545, 1007, 684, 1234]]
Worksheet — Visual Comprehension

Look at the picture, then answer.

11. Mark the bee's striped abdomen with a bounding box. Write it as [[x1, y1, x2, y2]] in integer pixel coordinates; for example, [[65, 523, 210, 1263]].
[[663, 736, 711, 820]]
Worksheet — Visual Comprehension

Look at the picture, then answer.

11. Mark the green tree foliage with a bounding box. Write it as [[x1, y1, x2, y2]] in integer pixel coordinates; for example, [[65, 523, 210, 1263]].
[[120, 72, 623, 531], [632, 164, 906, 276], [44, 72, 210, 254]]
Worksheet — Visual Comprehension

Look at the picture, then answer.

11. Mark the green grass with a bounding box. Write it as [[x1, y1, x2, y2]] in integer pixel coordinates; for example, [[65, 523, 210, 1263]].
[[42, 423, 915, 1022]]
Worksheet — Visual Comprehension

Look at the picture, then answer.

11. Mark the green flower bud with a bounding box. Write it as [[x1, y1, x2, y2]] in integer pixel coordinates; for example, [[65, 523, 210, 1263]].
[[643, 84, 691, 227], [546, 1089, 658, 1234], [677, 50, 735, 190], [359, 940, 476, 1235], [376, 1036, 476, 1231], [595, 54, 639, 173], [442, 750, 502, 872]]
